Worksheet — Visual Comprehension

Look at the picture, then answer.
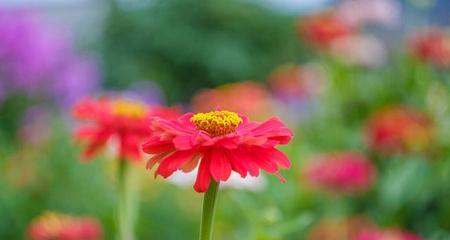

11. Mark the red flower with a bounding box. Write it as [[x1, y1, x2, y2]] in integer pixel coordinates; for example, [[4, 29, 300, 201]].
[[191, 81, 274, 121], [303, 152, 376, 194], [73, 97, 181, 161], [308, 217, 422, 240], [409, 28, 450, 68], [142, 110, 293, 192], [357, 228, 422, 240], [365, 107, 433, 154], [27, 212, 102, 240], [299, 12, 354, 49]]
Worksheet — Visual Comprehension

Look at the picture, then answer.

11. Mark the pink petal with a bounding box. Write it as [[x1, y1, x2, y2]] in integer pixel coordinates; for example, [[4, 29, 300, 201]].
[[194, 152, 212, 192], [210, 148, 232, 182], [156, 150, 196, 178]]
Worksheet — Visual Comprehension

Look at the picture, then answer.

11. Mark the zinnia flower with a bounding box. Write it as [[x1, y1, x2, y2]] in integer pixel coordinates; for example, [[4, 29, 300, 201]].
[[303, 152, 376, 194], [73, 97, 181, 161], [408, 28, 450, 68], [191, 81, 274, 121], [365, 107, 433, 154], [298, 12, 354, 49], [27, 212, 102, 240], [142, 110, 293, 192], [309, 217, 422, 240], [357, 228, 422, 240]]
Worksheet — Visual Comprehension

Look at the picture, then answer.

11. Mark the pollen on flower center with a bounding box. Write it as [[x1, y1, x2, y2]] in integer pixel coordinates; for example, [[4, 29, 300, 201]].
[[191, 110, 242, 136], [111, 99, 147, 118]]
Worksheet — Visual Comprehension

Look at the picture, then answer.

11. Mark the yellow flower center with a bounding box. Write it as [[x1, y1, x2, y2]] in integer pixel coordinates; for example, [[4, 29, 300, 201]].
[[111, 99, 148, 118], [37, 212, 68, 236], [191, 110, 242, 136]]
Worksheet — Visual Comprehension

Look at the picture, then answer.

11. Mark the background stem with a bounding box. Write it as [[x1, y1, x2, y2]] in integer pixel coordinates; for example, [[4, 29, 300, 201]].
[[117, 159, 136, 240], [199, 180, 220, 240]]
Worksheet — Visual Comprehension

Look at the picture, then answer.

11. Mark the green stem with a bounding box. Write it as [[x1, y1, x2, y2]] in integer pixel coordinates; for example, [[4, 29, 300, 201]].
[[199, 180, 220, 240], [117, 159, 136, 240]]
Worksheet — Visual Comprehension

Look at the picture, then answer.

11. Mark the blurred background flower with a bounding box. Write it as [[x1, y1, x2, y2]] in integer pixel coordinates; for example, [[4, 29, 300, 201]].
[[27, 212, 102, 240], [302, 152, 376, 194]]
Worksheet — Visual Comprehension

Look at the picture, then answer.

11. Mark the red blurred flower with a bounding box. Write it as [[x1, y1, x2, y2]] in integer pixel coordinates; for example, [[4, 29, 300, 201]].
[[73, 97, 181, 161], [142, 110, 293, 192], [357, 228, 422, 240], [267, 64, 325, 102], [191, 81, 274, 121], [365, 107, 433, 154], [27, 212, 102, 240], [409, 28, 450, 68], [308, 217, 422, 240], [299, 12, 354, 49], [303, 152, 376, 194]]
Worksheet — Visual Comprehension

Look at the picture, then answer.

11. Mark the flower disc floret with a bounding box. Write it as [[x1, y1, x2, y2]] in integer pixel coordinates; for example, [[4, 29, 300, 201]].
[[111, 99, 148, 119], [191, 110, 242, 136]]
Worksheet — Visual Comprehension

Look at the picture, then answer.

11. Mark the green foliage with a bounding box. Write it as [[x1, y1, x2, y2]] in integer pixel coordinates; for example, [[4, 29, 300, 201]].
[[101, 0, 302, 103]]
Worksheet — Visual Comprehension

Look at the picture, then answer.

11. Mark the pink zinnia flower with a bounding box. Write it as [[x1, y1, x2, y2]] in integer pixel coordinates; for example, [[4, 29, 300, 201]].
[[27, 212, 102, 240], [303, 152, 376, 194], [357, 228, 422, 240], [142, 110, 293, 192], [73, 97, 181, 161]]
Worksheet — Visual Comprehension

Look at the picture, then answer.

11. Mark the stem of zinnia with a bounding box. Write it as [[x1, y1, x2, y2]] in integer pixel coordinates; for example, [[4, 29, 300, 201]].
[[199, 180, 220, 240], [117, 159, 136, 240]]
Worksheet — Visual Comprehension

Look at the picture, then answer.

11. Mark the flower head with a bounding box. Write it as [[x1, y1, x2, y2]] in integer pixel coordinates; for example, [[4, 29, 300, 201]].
[[303, 152, 376, 194], [299, 12, 354, 49], [357, 228, 422, 240], [365, 107, 433, 154], [73, 97, 181, 161], [142, 110, 293, 192], [27, 212, 102, 240], [408, 28, 450, 68], [191, 81, 274, 121]]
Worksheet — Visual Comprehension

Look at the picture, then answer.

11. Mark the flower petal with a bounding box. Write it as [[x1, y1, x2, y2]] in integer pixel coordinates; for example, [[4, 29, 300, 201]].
[[210, 148, 232, 182], [156, 150, 196, 178], [194, 152, 212, 192]]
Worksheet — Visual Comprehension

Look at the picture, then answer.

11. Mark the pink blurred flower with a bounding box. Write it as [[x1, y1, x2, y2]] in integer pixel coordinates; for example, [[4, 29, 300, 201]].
[[309, 217, 422, 240], [191, 81, 274, 121], [27, 212, 102, 240], [303, 152, 376, 194], [408, 28, 450, 68], [357, 228, 422, 240], [365, 106, 433, 154], [336, 0, 400, 27]]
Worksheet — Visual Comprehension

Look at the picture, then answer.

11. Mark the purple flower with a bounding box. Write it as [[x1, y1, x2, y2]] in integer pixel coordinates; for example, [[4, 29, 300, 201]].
[[0, 9, 99, 107]]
